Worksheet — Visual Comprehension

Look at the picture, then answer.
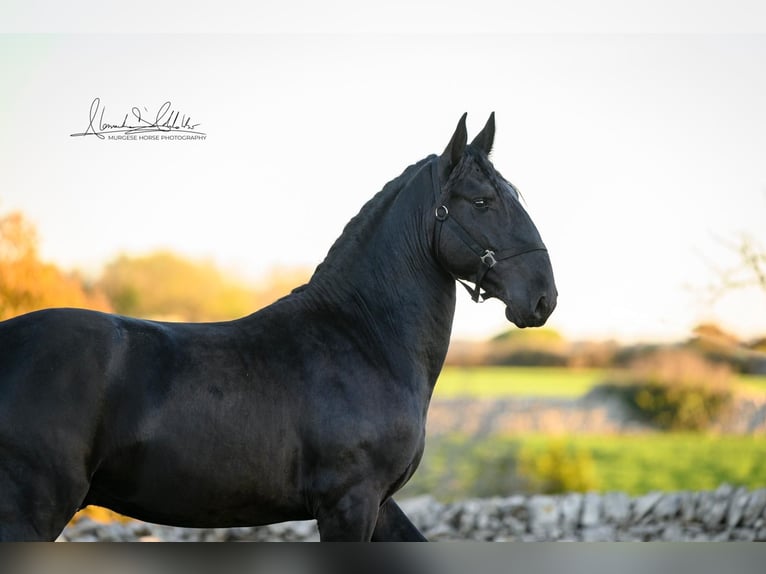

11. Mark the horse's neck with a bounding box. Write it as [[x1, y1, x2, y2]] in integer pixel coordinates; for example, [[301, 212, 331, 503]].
[[304, 170, 456, 388]]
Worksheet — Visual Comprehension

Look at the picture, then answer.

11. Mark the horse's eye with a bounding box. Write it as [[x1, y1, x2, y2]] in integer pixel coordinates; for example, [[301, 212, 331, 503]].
[[472, 198, 489, 210]]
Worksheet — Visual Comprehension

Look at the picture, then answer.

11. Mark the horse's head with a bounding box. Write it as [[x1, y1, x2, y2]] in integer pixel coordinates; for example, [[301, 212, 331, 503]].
[[434, 113, 557, 328]]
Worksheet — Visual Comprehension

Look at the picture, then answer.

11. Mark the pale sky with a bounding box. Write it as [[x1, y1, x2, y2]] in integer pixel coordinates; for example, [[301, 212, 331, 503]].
[[1, 3, 765, 342]]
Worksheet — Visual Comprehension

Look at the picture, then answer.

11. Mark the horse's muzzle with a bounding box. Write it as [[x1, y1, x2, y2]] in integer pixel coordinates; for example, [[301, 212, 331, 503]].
[[505, 289, 557, 328]]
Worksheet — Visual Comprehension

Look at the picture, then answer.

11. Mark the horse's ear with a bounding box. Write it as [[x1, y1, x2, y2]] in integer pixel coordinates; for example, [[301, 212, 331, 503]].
[[470, 112, 495, 155], [441, 112, 468, 171]]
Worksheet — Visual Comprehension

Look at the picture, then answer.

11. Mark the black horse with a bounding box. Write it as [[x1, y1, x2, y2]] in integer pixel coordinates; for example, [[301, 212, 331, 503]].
[[0, 113, 556, 541]]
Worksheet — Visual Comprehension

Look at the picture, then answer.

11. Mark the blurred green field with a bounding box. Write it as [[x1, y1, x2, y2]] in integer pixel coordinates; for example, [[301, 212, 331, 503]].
[[434, 366, 602, 398], [434, 366, 766, 399], [416, 366, 766, 501], [402, 433, 766, 501]]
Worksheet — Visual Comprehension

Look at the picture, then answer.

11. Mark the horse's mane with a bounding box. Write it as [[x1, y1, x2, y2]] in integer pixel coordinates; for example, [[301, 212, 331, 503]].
[[306, 155, 434, 285]]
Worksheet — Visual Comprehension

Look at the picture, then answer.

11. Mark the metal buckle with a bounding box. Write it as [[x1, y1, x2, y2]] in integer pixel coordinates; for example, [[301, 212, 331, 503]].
[[480, 250, 497, 268], [435, 205, 449, 221]]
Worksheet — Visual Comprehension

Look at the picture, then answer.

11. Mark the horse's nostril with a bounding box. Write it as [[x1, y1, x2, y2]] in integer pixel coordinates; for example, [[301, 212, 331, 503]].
[[534, 294, 548, 318]]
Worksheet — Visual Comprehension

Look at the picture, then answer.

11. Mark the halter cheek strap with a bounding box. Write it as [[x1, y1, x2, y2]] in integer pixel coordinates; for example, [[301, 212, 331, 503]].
[[434, 205, 495, 302]]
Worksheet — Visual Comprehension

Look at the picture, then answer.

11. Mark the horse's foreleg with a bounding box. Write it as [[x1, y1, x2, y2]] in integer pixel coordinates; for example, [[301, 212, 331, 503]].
[[315, 485, 381, 541], [0, 475, 84, 541], [0, 453, 89, 541], [371, 498, 427, 541]]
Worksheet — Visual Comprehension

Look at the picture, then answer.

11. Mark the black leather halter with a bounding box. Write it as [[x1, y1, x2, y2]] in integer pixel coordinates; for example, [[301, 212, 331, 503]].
[[429, 156, 547, 303]]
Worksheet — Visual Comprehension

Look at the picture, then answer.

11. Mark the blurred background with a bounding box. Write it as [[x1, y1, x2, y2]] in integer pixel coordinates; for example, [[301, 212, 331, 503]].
[[2, 1, 766, 532]]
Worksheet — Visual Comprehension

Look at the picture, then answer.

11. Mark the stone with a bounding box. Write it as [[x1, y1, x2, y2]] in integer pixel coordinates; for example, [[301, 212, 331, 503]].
[[581, 493, 602, 527], [559, 493, 583, 533], [632, 491, 663, 522], [72, 534, 100, 542], [98, 523, 133, 542], [227, 526, 256, 540], [742, 489, 766, 526], [626, 524, 662, 541], [602, 492, 630, 525], [501, 514, 527, 536], [148, 525, 183, 541], [474, 529, 496, 541], [62, 517, 100, 540], [440, 504, 464, 533], [704, 507, 728, 531], [661, 522, 683, 541], [653, 493, 681, 520], [458, 500, 480, 534], [678, 491, 696, 523], [267, 521, 318, 541], [580, 525, 615, 541], [684, 523, 705, 541], [400, 495, 443, 532], [692, 532, 711, 541], [291, 520, 319, 540], [129, 521, 153, 538], [727, 488, 750, 528], [528, 495, 561, 539], [496, 495, 529, 522], [425, 522, 456, 540], [712, 530, 731, 541], [730, 528, 756, 541], [697, 485, 733, 530], [175, 528, 202, 541], [474, 499, 502, 532]]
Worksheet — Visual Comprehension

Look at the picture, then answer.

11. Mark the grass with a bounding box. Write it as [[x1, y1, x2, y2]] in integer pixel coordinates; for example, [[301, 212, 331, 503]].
[[738, 373, 766, 394], [401, 433, 766, 501], [434, 366, 766, 399], [519, 434, 766, 495], [434, 366, 604, 398]]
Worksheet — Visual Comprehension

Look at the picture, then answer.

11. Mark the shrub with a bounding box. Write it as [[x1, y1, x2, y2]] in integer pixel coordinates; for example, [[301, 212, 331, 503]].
[[467, 439, 601, 496], [485, 327, 570, 367], [518, 440, 601, 494], [595, 348, 734, 431], [487, 348, 569, 367]]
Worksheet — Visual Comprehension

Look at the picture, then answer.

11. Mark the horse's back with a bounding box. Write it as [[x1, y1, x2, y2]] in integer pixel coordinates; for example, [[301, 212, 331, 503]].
[[0, 307, 116, 419]]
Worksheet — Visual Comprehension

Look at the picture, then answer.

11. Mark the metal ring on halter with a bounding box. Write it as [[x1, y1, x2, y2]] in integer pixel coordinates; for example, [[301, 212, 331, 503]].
[[480, 250, 497, 268], [435, 205, 449, 221]]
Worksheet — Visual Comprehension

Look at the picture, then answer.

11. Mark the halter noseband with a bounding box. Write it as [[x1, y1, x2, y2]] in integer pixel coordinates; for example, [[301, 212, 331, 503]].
[[430, 156, 547, 303]]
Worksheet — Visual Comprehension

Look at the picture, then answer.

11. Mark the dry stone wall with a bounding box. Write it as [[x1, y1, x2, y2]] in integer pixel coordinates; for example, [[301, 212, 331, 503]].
[[59, 484, 766, 542], [425, 394, 766, 436]]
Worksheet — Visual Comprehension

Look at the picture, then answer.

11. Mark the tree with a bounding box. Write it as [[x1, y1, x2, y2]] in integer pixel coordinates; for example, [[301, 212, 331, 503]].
[[0, 210, 110, 320], [98, 251, 311, 322], [711, 234, 766, 297]]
